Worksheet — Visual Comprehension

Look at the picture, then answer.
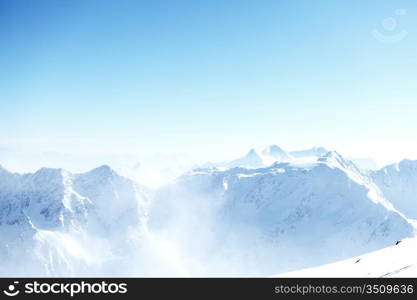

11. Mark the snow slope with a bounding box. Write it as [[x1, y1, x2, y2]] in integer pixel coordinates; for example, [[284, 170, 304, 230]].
[[276, 236, 417, 277]]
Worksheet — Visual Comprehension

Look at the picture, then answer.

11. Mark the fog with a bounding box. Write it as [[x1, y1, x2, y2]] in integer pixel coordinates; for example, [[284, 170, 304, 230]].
[[1, 177, 309, 277]]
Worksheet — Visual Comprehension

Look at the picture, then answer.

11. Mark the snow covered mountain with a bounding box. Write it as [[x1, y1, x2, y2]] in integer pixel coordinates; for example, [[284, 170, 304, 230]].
[[1, 150, 417, 277], [262, 145, 292, 164], [214, 145, 331, 169], [0, 165, 149, 276], [285, 159, 417, 278], [208, 145, 293, 169], [226, 148, 266, 168], [289, 146, 329, 158], [150, 151, 415, 275], [372, 160, 417, 220], [350, 157, 379, 171]]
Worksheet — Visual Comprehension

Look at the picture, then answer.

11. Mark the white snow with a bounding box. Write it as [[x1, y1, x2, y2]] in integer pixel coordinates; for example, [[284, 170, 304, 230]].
[[1, 146, 417, 277], [275, 236, 417, 277]]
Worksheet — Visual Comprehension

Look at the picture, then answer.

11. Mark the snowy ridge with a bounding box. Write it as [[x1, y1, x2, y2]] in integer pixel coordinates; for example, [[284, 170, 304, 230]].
[[270, 157, 417, 277]]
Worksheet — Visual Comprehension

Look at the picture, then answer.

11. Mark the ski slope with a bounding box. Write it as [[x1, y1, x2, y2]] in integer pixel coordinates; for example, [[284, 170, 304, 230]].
[[276, 235, 417, 277]]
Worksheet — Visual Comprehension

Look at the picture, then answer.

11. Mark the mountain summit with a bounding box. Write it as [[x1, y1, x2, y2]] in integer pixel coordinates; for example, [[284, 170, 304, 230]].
[[226, 148, 264, 168], [262, 145, 292, 162]]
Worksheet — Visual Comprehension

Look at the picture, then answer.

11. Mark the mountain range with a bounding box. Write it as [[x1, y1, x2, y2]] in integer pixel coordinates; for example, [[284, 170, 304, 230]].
[[0, 145, 416, 276], [0, 165, 149, 276]]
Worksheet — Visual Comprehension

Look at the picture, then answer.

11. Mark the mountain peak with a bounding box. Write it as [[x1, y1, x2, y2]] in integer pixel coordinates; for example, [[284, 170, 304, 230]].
[[312, 146, 327, 151], [398, 159, 417, 170], [317, 151, 366, 184], [309, 146, 329, 156], [0, 164, 10, 174], [246, 148, 259, 156], [226, 149, 263, 168], [319, 151, 350, 167], [262, 145, 291, 161], [88, 165, 116, 176]]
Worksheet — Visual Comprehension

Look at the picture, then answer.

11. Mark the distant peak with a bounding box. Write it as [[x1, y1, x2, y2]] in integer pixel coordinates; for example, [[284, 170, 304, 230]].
[[318, 151, 357, 171], [33, 167, 66, 177], [263, 144, 286, 153], [225, 149, 264, 168], [96, 164, 112, 171], [245, 149, 260, 157], [385, 159, 417, 172], [0, 164, 12, 175], [262, 145, 291, 162], [87, 165, 117, 177], [265, 145, 283, 152], [321, 150, 347, 161], [399, 159, 417, 168], [321, 150, 340, 158]]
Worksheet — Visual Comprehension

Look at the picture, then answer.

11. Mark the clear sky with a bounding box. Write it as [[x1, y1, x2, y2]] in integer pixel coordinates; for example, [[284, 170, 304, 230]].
[[1, 0, 417, 170]]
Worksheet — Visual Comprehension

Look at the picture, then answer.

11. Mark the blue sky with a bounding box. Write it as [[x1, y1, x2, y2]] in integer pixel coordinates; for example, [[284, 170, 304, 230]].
[[1, 0, 417, 168]]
